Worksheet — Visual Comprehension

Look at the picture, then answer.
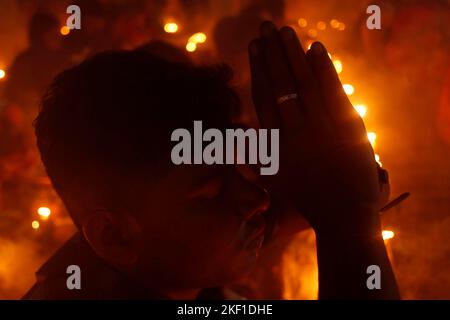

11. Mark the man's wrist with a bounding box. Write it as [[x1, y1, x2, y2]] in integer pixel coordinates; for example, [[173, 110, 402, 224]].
[[312, 203, 382, 241]]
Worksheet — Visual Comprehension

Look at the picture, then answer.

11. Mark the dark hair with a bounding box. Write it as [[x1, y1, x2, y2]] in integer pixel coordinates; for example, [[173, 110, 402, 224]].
[[34, 50, 239, 228], [137, 40, 191, 64]]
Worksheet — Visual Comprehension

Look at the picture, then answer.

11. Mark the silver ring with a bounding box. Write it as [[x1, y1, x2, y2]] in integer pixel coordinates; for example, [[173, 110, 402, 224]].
[[276, 93, 298, 105]]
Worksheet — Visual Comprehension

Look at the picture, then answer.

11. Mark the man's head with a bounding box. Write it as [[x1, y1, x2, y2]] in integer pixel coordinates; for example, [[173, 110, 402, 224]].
[[35, 50, 270, 292]]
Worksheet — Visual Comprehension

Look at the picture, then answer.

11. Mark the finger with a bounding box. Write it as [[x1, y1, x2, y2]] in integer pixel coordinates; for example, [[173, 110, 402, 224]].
[[306, 42, 366, 140], [279, 26, 331, 132], [249, 38, 280, 129], [259, 21, 304, 131]]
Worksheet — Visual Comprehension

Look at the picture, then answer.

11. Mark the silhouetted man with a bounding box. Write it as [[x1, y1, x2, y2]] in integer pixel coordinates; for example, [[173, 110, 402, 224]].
[[24, 22, 399, 300]]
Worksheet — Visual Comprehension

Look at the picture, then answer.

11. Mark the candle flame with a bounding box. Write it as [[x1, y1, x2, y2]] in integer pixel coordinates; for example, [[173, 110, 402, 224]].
[[333, 59, 343, 74], [382, 230, 394, 240], [31, 220, 40, 230], [37, 207, 51, 220], [367, 132, 377, 148], [375, 153, 382, 167], [164, 22, 178, 33], [186, 42, 197, 52], [354, 104, 367, 118], [343, 84, 354, 95], [60, 26, 70, 36], [189, 32, 207, 44]]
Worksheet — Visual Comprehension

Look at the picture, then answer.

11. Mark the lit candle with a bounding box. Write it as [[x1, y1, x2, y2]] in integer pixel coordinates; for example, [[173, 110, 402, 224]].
[[343, 84, 354, 95], [37, 207, 51, 220], [354, 104, 367, 118], [186, 42, 197, 52], [164, 22, 178, 33], [367, 132, 377, 148]]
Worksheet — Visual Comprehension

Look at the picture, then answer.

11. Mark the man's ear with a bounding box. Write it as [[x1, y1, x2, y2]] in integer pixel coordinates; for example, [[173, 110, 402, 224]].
[[81, 210, 142, 266]]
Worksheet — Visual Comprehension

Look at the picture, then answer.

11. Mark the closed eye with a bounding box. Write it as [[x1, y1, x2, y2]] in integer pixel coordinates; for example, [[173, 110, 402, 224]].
[[187, 176, 224, 200]]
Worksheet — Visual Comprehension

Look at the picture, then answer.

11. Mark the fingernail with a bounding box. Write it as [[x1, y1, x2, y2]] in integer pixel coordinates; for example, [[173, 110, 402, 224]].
[[311, 42, 325, 55]]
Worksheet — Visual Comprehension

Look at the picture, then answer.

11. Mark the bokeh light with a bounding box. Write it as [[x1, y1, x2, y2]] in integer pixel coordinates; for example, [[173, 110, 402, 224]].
[[164, 22, 178, 33], [367, 132, 377, 148], [330, 19, 340, 29], [317, 21, 326, 30], [307, 29, 317, 38], [382, 230, 395, 240], [37, 207, 51, 220], [354, 104, 367, 118], [298, 18, 307, 28], [333, 59, 343, 74], [60, 26, 70, 36], [31, 220, 40, 230], [186, 42, 196, 52], [343, 84, 354, 95], [189, 32, 207, 44]]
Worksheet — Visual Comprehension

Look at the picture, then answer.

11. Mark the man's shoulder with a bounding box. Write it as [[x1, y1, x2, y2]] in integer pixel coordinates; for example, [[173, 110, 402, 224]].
[[22, 232, 162, 300], [23, 233, 245, 300]]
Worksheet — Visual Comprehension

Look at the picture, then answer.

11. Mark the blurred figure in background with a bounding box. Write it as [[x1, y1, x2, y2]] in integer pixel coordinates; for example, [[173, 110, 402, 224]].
[[0, 11, 66, 190], [0, 11, 69, 260], [61, 0, 111, 64], [3, 12, 66, 120]]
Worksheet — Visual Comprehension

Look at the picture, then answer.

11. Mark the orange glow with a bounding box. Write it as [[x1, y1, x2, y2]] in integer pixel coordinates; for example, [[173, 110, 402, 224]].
[[333, 59, 343, 74], [338, 23, 346, 31], [317, 21, 326, 30], [282, 230, 318, 299], [186, 42, 197, 52], [164, 22, 178, 33], [37, 207, 51, 220], [189, 32, 207, 44], [354, 104, 367, 118], [382, 230, 395, 240], [0, 69, 5, 79], [330, 19, 340, 28], [31, 220, 40, 230], [60, 26, 70, 36], [343, 84, 354, 95], [367, 132, 377, 148], [298, 18, 307, 28], [375, 153, 382, 167], [307, 29, 317, 38]]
